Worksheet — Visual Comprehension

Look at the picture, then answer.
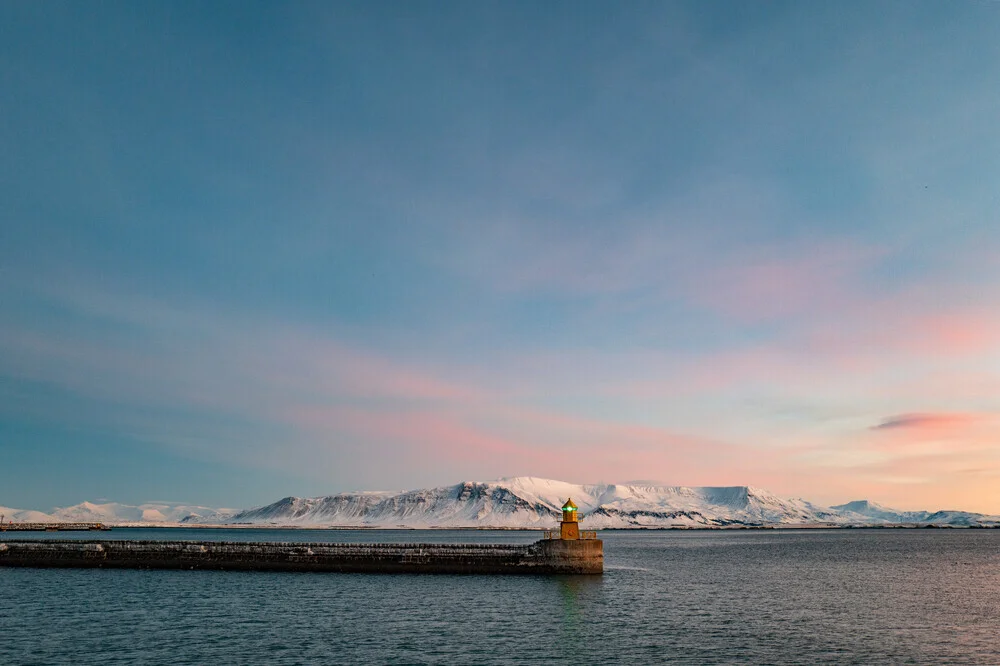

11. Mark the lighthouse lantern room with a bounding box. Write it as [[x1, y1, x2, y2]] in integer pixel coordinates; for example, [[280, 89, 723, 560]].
[[559, 498, 580, 540]]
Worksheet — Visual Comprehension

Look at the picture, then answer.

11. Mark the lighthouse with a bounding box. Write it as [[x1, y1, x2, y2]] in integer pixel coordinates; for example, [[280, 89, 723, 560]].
[[559, 498, 581, 540]]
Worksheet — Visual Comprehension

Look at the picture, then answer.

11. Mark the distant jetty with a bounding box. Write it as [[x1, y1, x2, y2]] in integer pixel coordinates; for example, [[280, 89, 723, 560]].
[[0, 498, 603, 574], [0, 537, 602, 574], [0, 522, 109, 532]]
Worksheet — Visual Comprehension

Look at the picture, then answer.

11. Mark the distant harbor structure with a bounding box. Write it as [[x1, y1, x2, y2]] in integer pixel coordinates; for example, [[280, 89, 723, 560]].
[[0, 521, 108, 532], [0, 499, 603, 574]]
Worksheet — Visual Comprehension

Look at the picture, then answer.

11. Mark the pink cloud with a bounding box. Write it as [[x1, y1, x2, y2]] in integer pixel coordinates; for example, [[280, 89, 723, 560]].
[[865, 412, 1000, 459], [684, 240, 883, 322], [826, 449, 1000, 513], [270, 330, 481, 403], [282, 393, 770, 489], [914, 312, 1000, 355], [871, 412, 986, 431], [445, 194, 886, 326], [287, 405, 526, 462], [613, 305, 1000, 401]]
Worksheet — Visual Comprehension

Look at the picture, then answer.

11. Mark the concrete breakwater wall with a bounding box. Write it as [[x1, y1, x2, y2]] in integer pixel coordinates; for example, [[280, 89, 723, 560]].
[[0, 538, 603, 574], [0, 523, 108, 531]]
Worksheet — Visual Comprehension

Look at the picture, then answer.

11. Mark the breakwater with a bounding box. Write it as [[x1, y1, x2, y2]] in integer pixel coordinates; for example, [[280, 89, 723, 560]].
[[0, 538, 603, 574], [0, 522, 108, 532]]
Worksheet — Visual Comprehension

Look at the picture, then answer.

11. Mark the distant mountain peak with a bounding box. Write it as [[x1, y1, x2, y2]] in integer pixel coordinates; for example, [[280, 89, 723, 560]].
[[832, 499, 899, 516], [836, 499, 885, 510]]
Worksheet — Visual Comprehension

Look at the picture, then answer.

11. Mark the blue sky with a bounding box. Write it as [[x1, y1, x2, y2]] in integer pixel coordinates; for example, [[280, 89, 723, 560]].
[[3, 2, 1000, 512]]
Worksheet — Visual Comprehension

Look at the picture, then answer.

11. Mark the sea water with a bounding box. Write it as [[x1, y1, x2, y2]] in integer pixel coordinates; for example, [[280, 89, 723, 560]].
[[2, 529, 999, 664]]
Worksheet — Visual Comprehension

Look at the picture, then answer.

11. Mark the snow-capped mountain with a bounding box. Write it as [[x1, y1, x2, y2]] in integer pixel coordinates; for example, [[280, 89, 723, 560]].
[[0, 502, 237, 526], [832, 500, 927, 523], [226, 477, 999, 528], [830, 500, 992, 527], [4, 478, 997, 528], [52, 501, 238, 525], [0, 505, 58, 523]]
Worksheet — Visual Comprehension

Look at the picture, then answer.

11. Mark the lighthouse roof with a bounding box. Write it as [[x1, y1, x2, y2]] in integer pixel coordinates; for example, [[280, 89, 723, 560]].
[[561, 498, 578, 510]]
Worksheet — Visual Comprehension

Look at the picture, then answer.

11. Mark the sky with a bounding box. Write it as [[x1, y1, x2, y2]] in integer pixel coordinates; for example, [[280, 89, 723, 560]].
[[2, 1, 1000, 513]]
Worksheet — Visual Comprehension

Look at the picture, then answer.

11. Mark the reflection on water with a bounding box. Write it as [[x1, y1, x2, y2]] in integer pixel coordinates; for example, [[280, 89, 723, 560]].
[[551, 574, 604, 663], [3, 529, 1000, 664]]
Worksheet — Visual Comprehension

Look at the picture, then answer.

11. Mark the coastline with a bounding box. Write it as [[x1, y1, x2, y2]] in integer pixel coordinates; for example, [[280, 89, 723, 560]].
[[6, 523, 996, 532]]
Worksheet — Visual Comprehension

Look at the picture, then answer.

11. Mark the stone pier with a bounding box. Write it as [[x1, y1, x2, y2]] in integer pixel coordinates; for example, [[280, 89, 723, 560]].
[[0, 538, 603, 574], [0, 523, 108, 532]]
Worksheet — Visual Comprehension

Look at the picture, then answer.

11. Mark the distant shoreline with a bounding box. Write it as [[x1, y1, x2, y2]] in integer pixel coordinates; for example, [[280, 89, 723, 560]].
[[18, 523, 997, 531]]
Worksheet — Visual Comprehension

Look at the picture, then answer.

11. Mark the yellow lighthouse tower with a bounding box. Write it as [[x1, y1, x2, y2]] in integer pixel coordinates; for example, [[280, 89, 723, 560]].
[[538, 497, 602, 573], [559, 498, 580, 540]]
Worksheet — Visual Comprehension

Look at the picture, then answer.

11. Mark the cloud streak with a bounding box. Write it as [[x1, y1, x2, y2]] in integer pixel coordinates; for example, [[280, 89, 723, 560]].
[[871, 413, 985, 431]]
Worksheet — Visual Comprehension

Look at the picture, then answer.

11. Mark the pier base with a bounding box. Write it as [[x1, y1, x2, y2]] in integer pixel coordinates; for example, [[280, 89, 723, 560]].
[[534, 538, 604, 574]]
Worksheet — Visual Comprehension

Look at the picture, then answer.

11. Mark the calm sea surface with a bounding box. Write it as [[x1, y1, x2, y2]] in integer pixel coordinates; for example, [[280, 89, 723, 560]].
[[2, 529, 999, 664]]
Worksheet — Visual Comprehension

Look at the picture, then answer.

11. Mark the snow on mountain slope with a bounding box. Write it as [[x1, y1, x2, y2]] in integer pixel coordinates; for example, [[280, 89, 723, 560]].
[[229, 480, 564, 527], [539, 483, 844, 528], [918, 510, 997, 527], [228, 477, 852, 528], [6, 478, 997, 527], [50, 501, 237, 525], [831, 500, 927, 523], [0, 506, 57, 523]]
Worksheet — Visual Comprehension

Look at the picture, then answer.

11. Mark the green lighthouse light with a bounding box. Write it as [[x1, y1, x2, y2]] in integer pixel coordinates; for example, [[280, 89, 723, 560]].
[[559, 497, 580, 537]]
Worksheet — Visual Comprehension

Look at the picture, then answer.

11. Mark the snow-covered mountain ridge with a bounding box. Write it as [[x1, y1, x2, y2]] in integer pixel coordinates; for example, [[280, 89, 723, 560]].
[[4, 478, 997, 528], [0, 501, 237, 526], [232, 477, 995, 528]]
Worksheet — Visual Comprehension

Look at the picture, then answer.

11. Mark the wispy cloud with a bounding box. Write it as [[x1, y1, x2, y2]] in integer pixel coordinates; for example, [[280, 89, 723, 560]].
[[871, 412, 985, 431], [0, 279, 778, 491]]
